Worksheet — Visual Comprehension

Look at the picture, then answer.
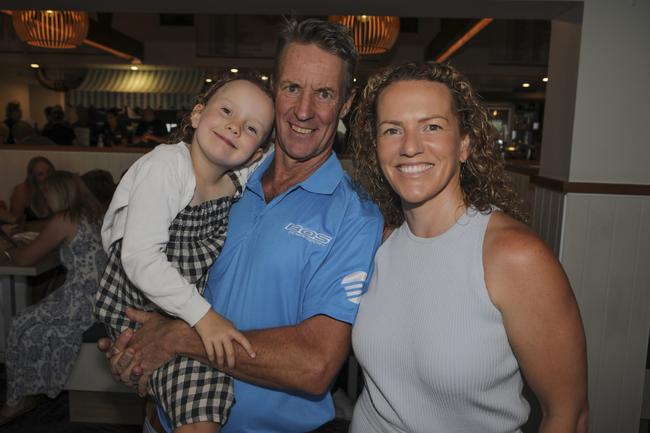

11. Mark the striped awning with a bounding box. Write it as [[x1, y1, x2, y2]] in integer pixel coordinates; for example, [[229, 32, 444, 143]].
[[67, 68, 205, 110]]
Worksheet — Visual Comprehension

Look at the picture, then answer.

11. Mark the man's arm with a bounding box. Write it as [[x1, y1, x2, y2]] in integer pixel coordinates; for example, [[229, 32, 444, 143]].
[[110, 308, 351, 396], [107, 195, 384, 397]]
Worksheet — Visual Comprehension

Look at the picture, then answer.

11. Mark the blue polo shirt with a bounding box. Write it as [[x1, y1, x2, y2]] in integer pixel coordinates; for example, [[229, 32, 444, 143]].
[[160, 152, 383, 433]]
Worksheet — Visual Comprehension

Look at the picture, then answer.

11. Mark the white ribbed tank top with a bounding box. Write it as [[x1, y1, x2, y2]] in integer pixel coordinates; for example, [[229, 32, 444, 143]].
[[351, 208, 529, 433]]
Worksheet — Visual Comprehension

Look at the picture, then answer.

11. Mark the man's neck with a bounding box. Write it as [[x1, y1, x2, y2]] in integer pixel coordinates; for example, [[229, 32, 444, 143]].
[[262, 149, 332, 202]]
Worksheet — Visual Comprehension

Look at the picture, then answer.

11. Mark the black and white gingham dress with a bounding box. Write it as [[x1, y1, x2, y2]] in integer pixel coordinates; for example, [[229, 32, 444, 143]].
[[95, 172, 241, 428]]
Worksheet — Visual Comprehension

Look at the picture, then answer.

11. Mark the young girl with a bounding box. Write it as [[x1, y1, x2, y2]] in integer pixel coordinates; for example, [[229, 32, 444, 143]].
[[94, 75, 275, 433]]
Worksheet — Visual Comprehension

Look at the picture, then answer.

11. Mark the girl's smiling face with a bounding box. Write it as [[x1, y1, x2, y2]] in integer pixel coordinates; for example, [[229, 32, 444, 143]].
[[191, 79, 274, 170]]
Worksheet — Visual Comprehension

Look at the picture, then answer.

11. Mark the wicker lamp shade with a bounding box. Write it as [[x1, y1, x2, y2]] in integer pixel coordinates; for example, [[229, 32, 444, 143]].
[[12, 10, 89, 49], [329, 15, 400, 55]]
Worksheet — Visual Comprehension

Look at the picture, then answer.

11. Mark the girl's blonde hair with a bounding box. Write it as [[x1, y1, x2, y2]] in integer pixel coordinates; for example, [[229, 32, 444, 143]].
[[351, 61, 526, 227], [43, 171, 104, 223]]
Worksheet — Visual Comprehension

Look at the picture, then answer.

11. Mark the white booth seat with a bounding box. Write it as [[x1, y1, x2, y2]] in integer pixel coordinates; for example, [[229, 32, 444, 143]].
[[64, 324, 145, 425]]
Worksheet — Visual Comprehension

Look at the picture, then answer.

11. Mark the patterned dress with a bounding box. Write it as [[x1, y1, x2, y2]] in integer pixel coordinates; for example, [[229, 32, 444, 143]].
[[5, 216, 106, 405], [94, 173, 241, 428]]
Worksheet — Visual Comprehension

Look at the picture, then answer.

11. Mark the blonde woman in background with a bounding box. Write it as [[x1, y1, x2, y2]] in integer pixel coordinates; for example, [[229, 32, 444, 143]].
[[9, 156, 55, 222], [0, 171, 107, 425]]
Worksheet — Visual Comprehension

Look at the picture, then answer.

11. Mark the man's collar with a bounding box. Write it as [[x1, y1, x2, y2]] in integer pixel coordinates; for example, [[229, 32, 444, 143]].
[[247, 151, 344, 198]]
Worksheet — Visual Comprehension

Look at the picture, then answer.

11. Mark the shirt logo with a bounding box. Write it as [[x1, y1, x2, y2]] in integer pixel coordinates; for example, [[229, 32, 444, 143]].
[[284, 223, 332, 246], [341, 271, 367, 304]]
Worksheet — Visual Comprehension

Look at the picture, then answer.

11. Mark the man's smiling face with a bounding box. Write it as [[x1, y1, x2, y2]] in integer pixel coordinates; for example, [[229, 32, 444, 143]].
[[273, 43, 351, 162]]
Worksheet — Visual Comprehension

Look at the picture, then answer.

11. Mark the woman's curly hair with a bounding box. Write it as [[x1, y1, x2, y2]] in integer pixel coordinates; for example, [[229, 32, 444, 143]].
[[170, 71, 274, 150], [350, 61, 526, 227]]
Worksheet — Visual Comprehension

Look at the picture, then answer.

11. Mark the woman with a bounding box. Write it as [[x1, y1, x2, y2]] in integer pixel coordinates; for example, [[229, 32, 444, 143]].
[[9, 156, 55, 222], [349, 62, 588, 433], [0, 171, 107, 425]]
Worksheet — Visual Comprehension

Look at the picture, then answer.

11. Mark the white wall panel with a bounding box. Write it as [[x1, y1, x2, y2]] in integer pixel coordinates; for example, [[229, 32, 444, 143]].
[[564, 195, 650, 433], [531, 185, 564, 256], [533, 186, 650, 433]]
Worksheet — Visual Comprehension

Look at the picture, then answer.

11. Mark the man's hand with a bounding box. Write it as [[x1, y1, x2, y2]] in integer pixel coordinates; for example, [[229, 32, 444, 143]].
[[97, 309, 179, 396], [97, 327, 135, 383], [122, 308, 179, 396]]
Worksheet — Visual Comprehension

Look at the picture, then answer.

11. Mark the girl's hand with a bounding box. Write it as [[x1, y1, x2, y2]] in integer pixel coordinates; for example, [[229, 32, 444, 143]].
[[194, 309, 256, 369]]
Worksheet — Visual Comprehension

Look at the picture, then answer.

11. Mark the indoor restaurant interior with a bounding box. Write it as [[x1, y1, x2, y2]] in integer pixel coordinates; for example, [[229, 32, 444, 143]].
[[0, 0, 648, 432]]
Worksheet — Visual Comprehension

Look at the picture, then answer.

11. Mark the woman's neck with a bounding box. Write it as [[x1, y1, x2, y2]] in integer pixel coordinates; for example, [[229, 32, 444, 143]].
[[403, 184, 467, 238]]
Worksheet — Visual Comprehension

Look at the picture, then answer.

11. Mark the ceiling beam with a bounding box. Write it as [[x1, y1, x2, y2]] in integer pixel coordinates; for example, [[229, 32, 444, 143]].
[[425, 18, 487, 61], [85, 17, 143, 63]]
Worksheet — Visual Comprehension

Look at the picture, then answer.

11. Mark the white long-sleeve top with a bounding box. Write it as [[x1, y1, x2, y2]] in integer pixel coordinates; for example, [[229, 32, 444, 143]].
[[101, 142, 257, 326]]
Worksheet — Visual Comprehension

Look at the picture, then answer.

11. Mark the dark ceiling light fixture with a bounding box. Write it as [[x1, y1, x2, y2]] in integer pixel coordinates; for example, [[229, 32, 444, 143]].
[[1, 10, 142, 64], [436, 18, 493, 62], [329, 15, 400, 55], [34, 67, 87, 92], [11, 10, 89, 49]]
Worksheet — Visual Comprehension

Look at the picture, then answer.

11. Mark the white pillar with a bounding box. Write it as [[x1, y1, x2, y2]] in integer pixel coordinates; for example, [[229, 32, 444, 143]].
[[537, 1, 650, 432]]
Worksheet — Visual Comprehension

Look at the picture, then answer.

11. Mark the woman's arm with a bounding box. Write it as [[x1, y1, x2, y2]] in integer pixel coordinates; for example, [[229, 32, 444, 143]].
[[484, 213, 588, 433], [0, 201, 19, 224], [9, 183, 29, 217], [7, 213, 74, 266]]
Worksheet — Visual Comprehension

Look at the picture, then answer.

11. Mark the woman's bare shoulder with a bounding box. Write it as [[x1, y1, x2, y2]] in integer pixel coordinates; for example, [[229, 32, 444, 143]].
[[484, 211, 550, 264], [483, 211, 565, 306], [11, 181, 28, 195]]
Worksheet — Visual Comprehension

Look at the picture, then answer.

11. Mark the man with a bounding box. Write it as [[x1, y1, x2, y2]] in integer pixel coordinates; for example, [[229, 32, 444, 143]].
[[12, 121, 56, 146], [3, 101, 22, 144], [101, 18, 383, 433], [42, 105, 76, 145], [132, 108, 168, 147]]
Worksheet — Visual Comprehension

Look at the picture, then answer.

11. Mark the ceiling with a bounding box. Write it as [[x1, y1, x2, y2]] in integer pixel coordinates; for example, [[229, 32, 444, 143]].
[[0, 1, 583, 99]]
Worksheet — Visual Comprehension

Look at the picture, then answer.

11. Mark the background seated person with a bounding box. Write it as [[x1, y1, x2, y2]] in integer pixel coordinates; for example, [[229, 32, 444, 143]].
[[10, 156, 55, 222], [99, 108, 129, 147], [0, 171, 107, 426], [132, 108, 167, 148], [41, 105, 75, 146], [81, 169, 117, 211], [72, 106, 99, 147], [3, 101, 22, 144], [12, 121, 56, 146]]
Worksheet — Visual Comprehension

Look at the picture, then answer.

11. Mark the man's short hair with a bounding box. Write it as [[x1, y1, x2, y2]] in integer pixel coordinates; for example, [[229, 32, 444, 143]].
[[273, 18, 359, 99]]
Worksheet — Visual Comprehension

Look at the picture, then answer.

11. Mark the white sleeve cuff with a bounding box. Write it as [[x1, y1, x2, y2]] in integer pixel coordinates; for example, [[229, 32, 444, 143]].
[[177, 292, 212, 327]]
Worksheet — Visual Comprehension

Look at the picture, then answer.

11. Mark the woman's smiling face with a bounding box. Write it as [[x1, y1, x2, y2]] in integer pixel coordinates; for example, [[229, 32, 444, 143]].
[[375, 79, 469, 209]]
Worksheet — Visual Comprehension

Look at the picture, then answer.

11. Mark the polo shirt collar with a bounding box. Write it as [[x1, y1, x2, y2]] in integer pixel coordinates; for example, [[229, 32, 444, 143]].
[[247, 151, 344, 198]]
